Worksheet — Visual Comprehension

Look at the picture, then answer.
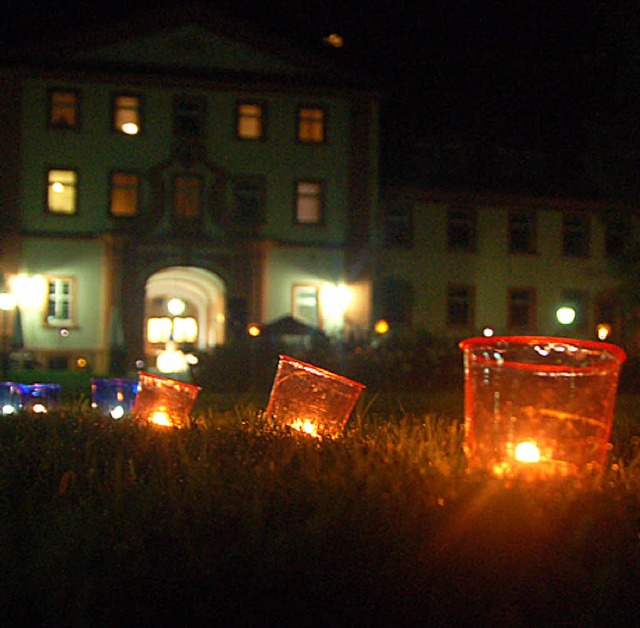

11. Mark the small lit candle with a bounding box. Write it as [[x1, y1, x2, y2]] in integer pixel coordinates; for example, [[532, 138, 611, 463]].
[[514, 441, 541, 463], [290, 418, 320, 438]]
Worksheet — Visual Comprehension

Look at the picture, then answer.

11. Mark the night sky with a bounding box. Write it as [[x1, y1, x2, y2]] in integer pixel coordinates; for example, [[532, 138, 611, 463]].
[[2, 0, 638, 198]]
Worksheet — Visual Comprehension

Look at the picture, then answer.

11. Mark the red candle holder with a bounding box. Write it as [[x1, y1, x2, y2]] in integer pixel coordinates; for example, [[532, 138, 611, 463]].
[[459, 336, 626, 478], [265, 354, 365, 438], [132, 372, 200, 428]]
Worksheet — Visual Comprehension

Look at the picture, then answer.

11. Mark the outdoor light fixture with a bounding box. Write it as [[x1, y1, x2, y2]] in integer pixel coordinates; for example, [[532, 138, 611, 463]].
[[482, 326, 495, 337], [597, 323, 611, 341], [167, 297, 186, 316], [265, 354, 365, 439], [248, 324, 261, 337], [460, 336, 626, 478], [91, 378, 139, 419], [556, 306, 576, 325], [132, 372, 200, 428], [374, 319, 389, 335]]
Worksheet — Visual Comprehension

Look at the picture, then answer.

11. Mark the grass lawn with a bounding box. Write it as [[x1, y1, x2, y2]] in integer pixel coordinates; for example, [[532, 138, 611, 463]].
[[1, 391, 640, 625]]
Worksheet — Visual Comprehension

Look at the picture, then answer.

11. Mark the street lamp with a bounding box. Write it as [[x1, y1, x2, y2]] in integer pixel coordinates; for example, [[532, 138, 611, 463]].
[[0, 277, 17, 381]]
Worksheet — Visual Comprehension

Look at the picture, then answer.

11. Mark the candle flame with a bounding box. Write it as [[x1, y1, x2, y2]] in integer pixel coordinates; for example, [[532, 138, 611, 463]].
[[514, 441, 541, 463], [150, 410, 172, 427], [290, 419, 320, 438]]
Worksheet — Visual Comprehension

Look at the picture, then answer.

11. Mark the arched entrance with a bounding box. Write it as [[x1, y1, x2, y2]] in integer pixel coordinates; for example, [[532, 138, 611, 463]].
[[144, 266, 226, 362]]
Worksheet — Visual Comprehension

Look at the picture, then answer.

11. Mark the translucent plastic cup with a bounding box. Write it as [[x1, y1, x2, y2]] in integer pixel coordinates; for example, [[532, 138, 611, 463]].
[[91, 378, 139, 419], [20, 383, 61, 413], [132, 372, 200, 428], [459, 336, 626, 477], [0, 382, 22, 415], [265, 355, 365, 438]]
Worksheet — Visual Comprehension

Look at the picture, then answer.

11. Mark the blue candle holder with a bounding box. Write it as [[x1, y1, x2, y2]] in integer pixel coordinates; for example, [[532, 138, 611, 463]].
[[91, 378, 139, 419], [20, 383, 61, 413], [0, 382, 23, 415]]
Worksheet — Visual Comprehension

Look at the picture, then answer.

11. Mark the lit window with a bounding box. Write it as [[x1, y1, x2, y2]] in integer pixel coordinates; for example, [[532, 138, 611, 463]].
[[447, 285, 474, 327], [297, 107, 325, 143], [295, 180, 323, 224], [46, 277, 74, 326], [113, 95, 141, 135], [447, 208, 476, 251], [509, 211, 537, 254], [562, 212, 590, 257], [508, 288, 536, 329], [49, 89, 78, 129], [110, 172, 139, 217], [146, 317, 198, 344], [292, 285, 319, 327], [174, 97, 205, 139], [237, 102, 265, 140], [47, 169, 77, 214], [174, 175, 201, 218]]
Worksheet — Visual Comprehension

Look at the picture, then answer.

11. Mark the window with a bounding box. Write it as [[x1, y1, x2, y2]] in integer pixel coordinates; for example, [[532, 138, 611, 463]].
[[562, 212, 590, 257], [47, 169, 77, 214], [237, 102, 265, 140], [508, 288, 536, 329], [447, 207, 476, 251], [447, 284, 475, 327], [113, 95, 141, 135], [292, 285, 319, 327], [297, 106, 326, 143], [232, 176, 266, 224], [174, 175, 202, 218], [509, 210, 537, 254], [295, 180, 324, 224], [147, 317, 198, 344], [174, 97, 205, 139], [46, 277, 75, 326], [384, 202, 413, 247], [48, 89, 78, 129], [605, 219, 627, 258], [110, 172, 139, 217]]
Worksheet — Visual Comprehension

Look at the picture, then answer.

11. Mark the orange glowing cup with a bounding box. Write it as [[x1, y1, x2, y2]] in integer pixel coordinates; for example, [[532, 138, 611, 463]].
[[132, 372, 201, 428], [265, 355, 365, 438], [459, 336, 626, 478]]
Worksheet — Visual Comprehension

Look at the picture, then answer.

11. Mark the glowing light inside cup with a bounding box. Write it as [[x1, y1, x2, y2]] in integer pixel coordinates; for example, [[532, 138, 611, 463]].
[[32, 403, 47, 414], [514, 441, 541, 463], [290, 418, 320, 438], [2, 404, 16, 415], [110, 405, 126, 419], [150, 409, 171, 427]]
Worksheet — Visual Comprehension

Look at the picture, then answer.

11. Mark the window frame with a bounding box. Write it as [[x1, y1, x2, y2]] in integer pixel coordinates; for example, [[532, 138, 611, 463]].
[[173, 173, 203, 220], [112, 94, 143, 135], [507, 287, 537, 331], [447, 207, 477, 252], [46, 167, 78, 215], [294, 179, 325, 225], [48, 88, 80, 130], [292, 284, 320, 328], [173, 95, 207, 140], [236, 100, 266, 141], [446, 283, 475, 328], [44, 276, 77, 328], [109, 170, 140, 218], [561, 211, 590, 258], [508, 210, 537, 255], [296, 105, 327, 144]]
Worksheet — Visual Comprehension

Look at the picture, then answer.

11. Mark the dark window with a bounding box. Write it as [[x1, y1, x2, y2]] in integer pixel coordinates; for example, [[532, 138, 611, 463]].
[[174, 175, 202, 218], [174, 97, 206, 139], [447, 208, 476, 251], [509, 211, 537, 254], [605, 220, 627, 257], [508, 288, 536, 329], [384, 202, 413, 247], [232, 176, 266, 224], [562, 212, 590, 257], [447, 285, 474, 327]]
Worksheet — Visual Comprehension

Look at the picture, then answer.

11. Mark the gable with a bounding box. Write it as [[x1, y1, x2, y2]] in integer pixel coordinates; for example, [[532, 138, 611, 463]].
[[75, 24, 310, 77]]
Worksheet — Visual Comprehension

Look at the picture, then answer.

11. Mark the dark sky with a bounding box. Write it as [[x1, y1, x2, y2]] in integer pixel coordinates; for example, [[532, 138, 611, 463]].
[[1, 0, 635, 196]]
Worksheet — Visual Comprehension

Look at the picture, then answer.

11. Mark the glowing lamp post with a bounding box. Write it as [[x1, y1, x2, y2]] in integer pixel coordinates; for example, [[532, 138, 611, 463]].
[[91, 378, 139, 419], [132, 372, 200, 428], [265, 354, 365, 439], [459, 336, 626, 478]]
